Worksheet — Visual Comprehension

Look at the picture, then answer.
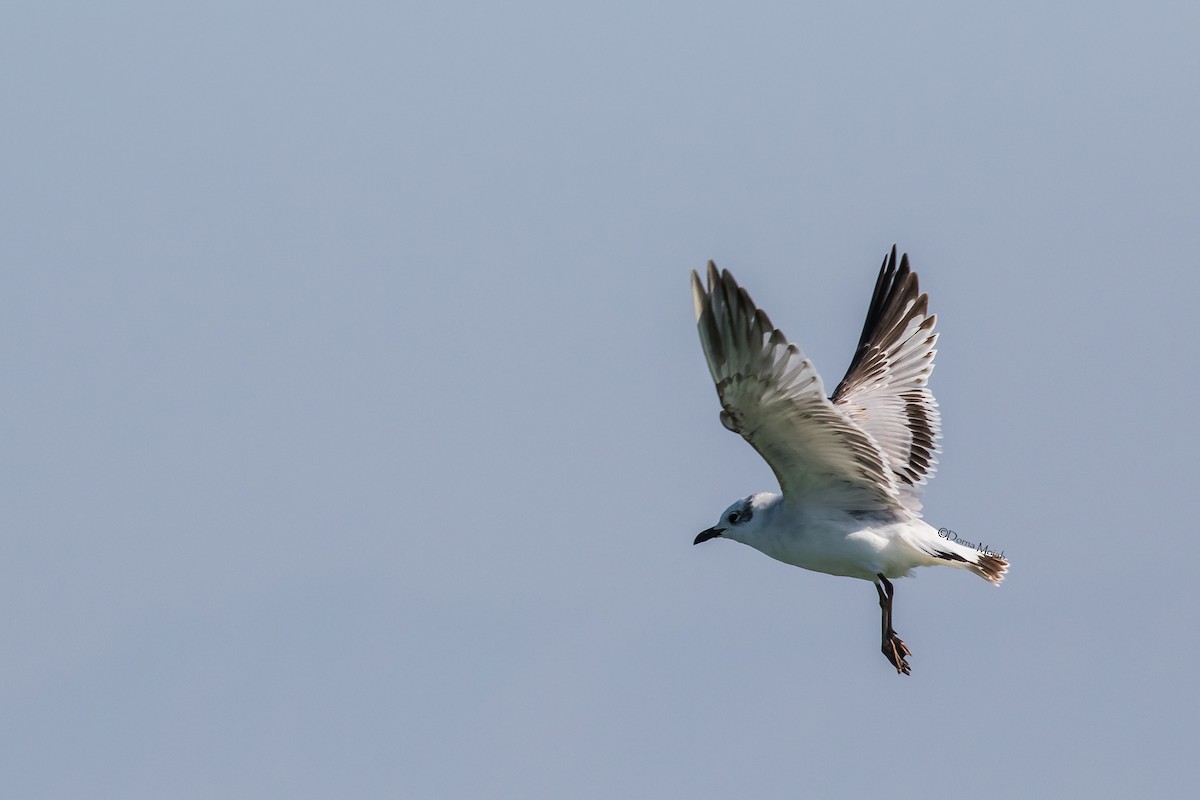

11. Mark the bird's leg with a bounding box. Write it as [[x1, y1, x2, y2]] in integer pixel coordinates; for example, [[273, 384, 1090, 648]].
[[875, 575, 911, 675]]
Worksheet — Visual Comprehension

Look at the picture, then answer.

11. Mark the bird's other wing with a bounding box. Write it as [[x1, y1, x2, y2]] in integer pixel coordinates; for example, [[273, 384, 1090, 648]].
[[831, 246, 941, 513], [692, 262, 904, 513]]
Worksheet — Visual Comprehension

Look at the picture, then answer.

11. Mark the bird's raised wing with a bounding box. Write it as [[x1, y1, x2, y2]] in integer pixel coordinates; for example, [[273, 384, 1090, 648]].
[[831, 247, 940, 513], [692, 262, 904, 512]]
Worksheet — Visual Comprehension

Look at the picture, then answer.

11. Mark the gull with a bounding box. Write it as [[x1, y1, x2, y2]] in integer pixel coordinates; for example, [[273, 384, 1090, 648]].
[[691, 247, 1007, 675]]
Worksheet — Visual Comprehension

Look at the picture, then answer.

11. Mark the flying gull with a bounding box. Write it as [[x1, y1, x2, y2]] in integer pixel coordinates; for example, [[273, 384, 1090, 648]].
[[691, 247, 1007, 674]]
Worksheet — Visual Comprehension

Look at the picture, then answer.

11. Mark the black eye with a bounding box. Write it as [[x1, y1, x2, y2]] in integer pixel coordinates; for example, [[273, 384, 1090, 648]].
[[727, 511, 740, 524]]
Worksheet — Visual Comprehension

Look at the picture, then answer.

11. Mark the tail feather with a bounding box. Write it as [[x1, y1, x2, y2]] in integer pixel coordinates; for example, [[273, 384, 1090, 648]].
[[924, 540, 1008, 585], [971, 552, 1008, 585], [904, 524, 1010, 585]]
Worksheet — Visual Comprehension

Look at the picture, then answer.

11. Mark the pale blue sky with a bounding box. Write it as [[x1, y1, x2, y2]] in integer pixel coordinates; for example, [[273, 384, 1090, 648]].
[[4, 1, 1199, 797]]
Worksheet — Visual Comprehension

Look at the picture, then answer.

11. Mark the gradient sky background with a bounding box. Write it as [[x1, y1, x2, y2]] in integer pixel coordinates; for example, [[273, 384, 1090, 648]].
[[4, 2, 1199, 797]]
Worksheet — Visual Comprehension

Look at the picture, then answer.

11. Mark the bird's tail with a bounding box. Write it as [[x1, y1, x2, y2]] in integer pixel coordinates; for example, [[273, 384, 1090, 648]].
[[913, 524, 1009, 585]]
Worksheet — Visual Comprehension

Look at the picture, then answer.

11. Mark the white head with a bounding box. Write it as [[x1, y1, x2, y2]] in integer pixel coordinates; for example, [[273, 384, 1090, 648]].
[[693, 492, 777, 546]]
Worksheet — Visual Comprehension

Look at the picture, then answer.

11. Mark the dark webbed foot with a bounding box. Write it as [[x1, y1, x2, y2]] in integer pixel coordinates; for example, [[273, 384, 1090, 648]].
[[882, 630, 911, 675], [875, 574, 912, 675]]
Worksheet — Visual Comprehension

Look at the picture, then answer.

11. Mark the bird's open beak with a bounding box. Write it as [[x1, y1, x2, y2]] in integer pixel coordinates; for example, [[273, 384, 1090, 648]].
[[693, 527, 725, 545]]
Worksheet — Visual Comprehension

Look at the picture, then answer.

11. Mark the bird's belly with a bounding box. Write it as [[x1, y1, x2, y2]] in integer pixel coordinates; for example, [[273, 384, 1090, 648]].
[[757, 526, 897, 581]]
